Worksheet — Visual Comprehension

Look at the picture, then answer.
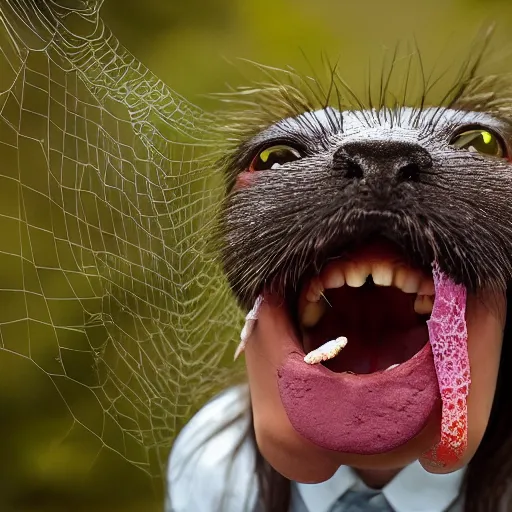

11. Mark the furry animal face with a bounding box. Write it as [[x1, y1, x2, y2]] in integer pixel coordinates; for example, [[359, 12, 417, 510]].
[[222, 107, 512, 306], [219, 103, 509, 480]]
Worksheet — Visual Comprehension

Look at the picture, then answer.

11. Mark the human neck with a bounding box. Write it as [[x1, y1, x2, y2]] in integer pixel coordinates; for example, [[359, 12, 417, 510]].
[[354, 467, 403, 490]]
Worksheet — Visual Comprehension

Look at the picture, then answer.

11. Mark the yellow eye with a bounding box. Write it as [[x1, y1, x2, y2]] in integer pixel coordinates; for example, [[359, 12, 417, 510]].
[[250, 145, 302, 172], [450, 129, 505, 158]]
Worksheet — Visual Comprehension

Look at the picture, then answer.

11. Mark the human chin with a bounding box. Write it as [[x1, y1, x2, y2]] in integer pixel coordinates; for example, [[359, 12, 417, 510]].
[[243, 266, 505, 483]]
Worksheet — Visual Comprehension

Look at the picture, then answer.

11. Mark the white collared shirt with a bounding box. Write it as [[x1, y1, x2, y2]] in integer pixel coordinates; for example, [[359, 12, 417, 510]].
[[167, 385, 464, 512]]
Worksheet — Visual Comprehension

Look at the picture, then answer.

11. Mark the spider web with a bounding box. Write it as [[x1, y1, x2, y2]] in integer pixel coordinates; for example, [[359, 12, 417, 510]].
[[0, 0, 243, 478]]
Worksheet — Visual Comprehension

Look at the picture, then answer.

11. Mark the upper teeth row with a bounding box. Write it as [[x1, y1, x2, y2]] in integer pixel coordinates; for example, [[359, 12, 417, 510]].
[[306, 260, 434, 302], [300, 259, 435, 327]]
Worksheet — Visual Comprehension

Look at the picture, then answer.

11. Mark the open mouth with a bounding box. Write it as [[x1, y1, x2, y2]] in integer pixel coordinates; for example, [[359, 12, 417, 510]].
[[296, 243, 435, 375], [271, 242, 443, 455], [236, 239, 470, 464], [231, 237, 472, 465]]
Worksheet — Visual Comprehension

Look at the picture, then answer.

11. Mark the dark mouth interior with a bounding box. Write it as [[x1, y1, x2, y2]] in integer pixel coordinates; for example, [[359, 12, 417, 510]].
[[300, 280, 430, 374]]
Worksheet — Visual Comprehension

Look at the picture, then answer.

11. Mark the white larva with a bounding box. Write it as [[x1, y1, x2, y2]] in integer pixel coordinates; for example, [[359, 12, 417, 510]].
[[304, 337, 348, 365]]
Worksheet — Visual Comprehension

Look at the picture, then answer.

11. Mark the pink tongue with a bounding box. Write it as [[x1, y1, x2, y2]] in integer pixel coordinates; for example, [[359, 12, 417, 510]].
[[424, 262, 470, 467]]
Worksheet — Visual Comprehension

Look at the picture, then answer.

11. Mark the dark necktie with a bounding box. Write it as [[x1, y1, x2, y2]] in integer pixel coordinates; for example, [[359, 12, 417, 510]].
[[328, 489, 394, 512]]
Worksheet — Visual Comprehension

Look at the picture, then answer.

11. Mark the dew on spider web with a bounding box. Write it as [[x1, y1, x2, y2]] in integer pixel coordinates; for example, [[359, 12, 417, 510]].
[[0, 0, 244, 485]]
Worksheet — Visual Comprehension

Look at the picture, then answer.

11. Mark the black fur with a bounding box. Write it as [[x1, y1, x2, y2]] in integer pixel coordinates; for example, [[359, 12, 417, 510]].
[[220, 107, 512, 309]]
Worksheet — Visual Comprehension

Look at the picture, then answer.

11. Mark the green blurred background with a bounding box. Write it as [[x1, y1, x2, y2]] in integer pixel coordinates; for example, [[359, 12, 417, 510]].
[[1, 1, 512, 511]]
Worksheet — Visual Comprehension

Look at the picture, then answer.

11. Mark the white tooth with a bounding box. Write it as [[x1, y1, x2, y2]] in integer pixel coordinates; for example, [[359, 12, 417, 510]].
[[304, 337, 348, 364], [414, 294, 434, 315], [418, 279, 435, 296], [323, 266, 345, 289], [301, 300, 327, 327], [385, 363, 400, 371], [394, 268, 421, 293], [344, 262, 370, 287], [393, 268, 407, 290], [371, 262, 394, 286], [402, 272, 422, 293], [306, 277, 324, 302]]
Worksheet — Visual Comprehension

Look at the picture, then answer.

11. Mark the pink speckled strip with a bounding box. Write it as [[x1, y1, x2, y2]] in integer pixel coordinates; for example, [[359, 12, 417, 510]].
[[423, 262, 470, 467]]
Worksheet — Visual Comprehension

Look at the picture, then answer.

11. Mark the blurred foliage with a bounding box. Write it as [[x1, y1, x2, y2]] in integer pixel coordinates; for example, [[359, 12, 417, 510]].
[[1, 1, 512, 512]]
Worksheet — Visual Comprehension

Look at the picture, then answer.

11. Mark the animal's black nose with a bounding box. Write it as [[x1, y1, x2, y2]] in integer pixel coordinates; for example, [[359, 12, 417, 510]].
[[333, 139, 433, 182]]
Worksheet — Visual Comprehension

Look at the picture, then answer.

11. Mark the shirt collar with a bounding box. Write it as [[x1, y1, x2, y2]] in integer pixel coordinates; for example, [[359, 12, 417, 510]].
[[383, 461, 465, 512], [295, 465, 357, 512], [295, 461, 465, 512]]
